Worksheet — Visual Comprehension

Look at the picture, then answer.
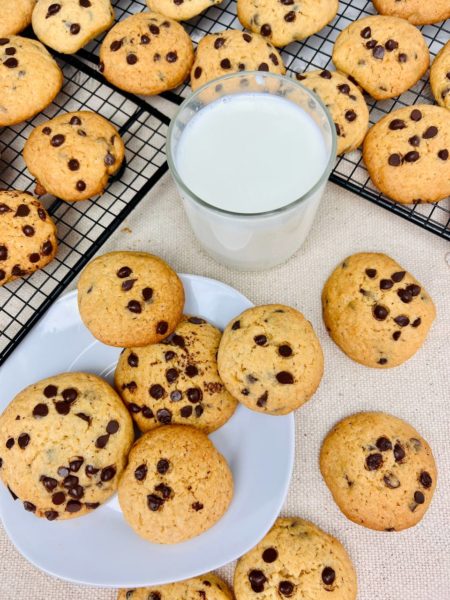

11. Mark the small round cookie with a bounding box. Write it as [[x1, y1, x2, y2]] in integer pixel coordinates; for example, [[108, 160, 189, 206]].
[[320, 412, 437, 531], [363, 104, 450, 204], [295, 69, 369, 154], [146, 0, 222, 21], [0, 36, 63, 127], [32, 0, 115, 54], [0, 190, 57, 286], [115, 315, 237, 433], [191, 30, 285, 91], [237, 0, 338, 48], [372, 0, 450, 26], [78, 251, 184, 348], [119, 574, 233, 600], [0, 0, 36, 36], [332, 15, 429, 100], [0, 372, 134, 520], [430, 41, 450, 110], [118, 425, 233, 543], [23, 111, 125, 202], [99, 12, 194, 96], [234, 517, 357, 599], [218, 305, 324, 415], [322, 253, 436, 368]]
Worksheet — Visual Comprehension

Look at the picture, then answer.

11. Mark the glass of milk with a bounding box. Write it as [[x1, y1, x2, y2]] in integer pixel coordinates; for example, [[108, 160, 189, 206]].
[[167, 72, 336, 271]]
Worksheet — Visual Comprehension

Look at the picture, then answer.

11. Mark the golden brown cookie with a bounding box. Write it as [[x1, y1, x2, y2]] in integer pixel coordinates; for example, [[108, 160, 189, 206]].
[[118, 574, 233, 600], [430, 41, 450, 110]]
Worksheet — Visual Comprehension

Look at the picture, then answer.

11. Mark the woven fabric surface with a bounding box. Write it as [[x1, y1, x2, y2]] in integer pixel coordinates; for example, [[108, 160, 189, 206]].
[[0, 174, 449, 600]]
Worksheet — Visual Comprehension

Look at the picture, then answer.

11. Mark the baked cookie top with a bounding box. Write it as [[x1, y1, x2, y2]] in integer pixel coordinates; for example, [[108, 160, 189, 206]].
[[118, 425, 233, 544], [430, 41, 450, 110], [115, 315, 237, 433], [146, 0, 223, 22], [295, 69, 369, 154], [23, 111, 125, 202], [363, 104, 450, 204], [218, 304, 324, 415], [234, 517, 357, 599], [332, 15, 429, 100], [32, 0, 115, 54], [118, 574, 233, 600], [372, 0, 450, 26], [0, 0, 36, 37], [322, 252, 436, 368], [0, 190, 57, 286], [191, 29, 285, 91], [237, 0, 338, 47], [99, 12, 194, 95], [78, 251, 184, 348], [320, 412, 437, 531], [0, 36, 63, 127], [0, 372, 134, 520]]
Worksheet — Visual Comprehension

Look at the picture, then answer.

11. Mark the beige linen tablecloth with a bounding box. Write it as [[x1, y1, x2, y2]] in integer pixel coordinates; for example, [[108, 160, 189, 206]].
[[0, 172, 449, 599]]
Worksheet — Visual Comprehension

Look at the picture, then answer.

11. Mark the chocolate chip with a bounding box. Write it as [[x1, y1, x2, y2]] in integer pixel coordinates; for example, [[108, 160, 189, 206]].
[[165, 351, 176, 361], [63, 475, 79, 489], [284, 11, 296, 22], [149, 24, 160, 34], [66, 500, 82, 513], [394, 443, 405, 462], [391, 271, 405, 283], [360, 26, 372, 38], [411, 317, 421, 327], [166, 51, 178, 63], [106, 420, 119, 434], [258, 62, 269, 71], [95, 434, 109, 449], [168, 391, 181, 402], [33, 403, 48, 418], [166, 368, 179, 383], [3, 56, 17, 68], [260, 24, 272, 37], [320, 69, 332, 79], [0, 269, 5, 280], [69, 116, 81, 125], [157, 321, 168, 335], [257, 391, 268, 407], [154, 483, 172, 499], [376, 436, 392, 451], [438, 149, 449, 160], [214, 37, 225, 49], [147, 494, 164, 511], [0, 203, 11, 213], [220, 58, 231, 69], [22, 225, 35, 237], [57, 466, 69, 477], [45, 510, 58, 521], [366, 453, 382, 470], [69, 457, 84, 472], [243, 33, 253, 42], [135, 464, 147, 481], [384, 473, 400, 489], [414, 491, 425, 504], [0, 39, 9, 45], [322, 566, 335, 586], [150, 384, 164, 399], [141, 35, 150, 45], [423, 126, 438, 139], [122, 279, 137, 291], [269, 53, 279, 66], [278, 581, 294, 597], [398, 288, 413, 303], [192, 501, 203, 511], [185, 365, 198, 377], [380, 279, 393, 290], [398, 53, 407, 63], [157, 408, 172, 424], [110, 40, 122, 51], [406, 284, 420, 296], [76, 180, 86, 192], [195, 405, 204, 417], [254, 334, 267, 346], [373, 305, 388, 320], [389, 119, 406, 130], [419, 471, 432, 488], [0, 245, 7, 260], [372, 45, 385, 59], [388, 154, 401, 166], [51, 134, 65, 148], [409, 135, 420, 147], [52, 492, 66, 505], [141, 406, 154, 419], [127, 300, 142, 314], [68, 485, 84, 499], [17, 433, 30, 449], [395, 315, 410, 329], [365, 268, 377, 278], [262, 547, 278, 562], [393, 331, 401, 341], [180, 405, 192, 418], [104, 152, 115, 166], [404, 151, 420, 162], [187, 388, 202, 403], [366, 40, 377, 49], [188, 316, 205, 324], [101, 466, 116, 482], [76, 412, 91, 424], [128, 352, 139, 367], [385, 39, 398, 51], [410, 109, 422, 121], [15, 204, 30, 217], [62, 388, 78, 403], [85, 465, 99, 477], [85, 502, 100, 510], [127, 401, 140, 412], [345, 109, 357, 122], [276, 371, 293, 384], [23, 501, 36, 512], [67, 158, 80, 171], [41, 476, 58, 492], [117, 266, 132, 278], [156, 459, 170, 475], [248, 570, 267, 593]]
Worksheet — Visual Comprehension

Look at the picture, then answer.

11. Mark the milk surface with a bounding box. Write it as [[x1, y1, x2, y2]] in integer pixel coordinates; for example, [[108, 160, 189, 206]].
[[175, 93, 328, 214]]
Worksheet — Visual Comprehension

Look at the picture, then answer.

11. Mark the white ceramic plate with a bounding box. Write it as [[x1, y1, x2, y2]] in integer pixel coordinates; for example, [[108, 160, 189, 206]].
[[0, 275, 295, 588]]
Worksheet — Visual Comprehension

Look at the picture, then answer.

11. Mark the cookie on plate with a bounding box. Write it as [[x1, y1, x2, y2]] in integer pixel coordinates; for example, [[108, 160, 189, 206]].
[[78, 251, 184, 348], [363, 104, 450, 204], [218, 305, 324, 415], [23, 111, 125, 202], [237, 0, 338, 48], [99, 12, 194, 95], [295, 69, 369, 154], [191, 29, 285, 91], [234, 517, 357, 599], [320, 412, 437, 531], [32, 0, 115, 54], [115, 315, 237, 433], [146, 0, 223, 22], [322, 252, 436, 368], [0, 36, 63, 127], [332, 15, 429, 100], [119, 574, 233, 600], [0, 0, 36, 36], [0, 372, 134, 520], [430, 41, 450, 110], [0, 190, 57, 286], [118, 425, 233, 543], [372, 0, 450, 26]]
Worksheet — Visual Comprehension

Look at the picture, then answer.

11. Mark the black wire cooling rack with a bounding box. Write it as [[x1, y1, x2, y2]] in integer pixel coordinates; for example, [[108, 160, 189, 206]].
[[79, 0, 450, 240], [0, 55, 170, 366]]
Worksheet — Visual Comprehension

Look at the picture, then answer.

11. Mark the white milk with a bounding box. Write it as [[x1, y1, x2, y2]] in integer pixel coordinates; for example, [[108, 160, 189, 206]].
[[175, 93, 328, 214]]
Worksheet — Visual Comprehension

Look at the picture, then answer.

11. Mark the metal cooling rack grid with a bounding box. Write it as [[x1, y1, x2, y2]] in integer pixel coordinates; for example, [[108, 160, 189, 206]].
[[0, 56, 170, 366], [78, 0, 450, 240]]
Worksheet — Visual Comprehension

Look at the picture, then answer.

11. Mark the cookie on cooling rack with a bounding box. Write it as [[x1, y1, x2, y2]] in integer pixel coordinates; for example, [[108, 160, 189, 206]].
[[119, 574, 233, 600], [430, 41, 450, 110], [23, 111, 125, 202], [0, 190, 58, 286], [32, 0, 115, 54], [0, 0, 36, 36], [372, 0, 450, 26], [146, 0, 223, 22], [99, 12, 194, 95]]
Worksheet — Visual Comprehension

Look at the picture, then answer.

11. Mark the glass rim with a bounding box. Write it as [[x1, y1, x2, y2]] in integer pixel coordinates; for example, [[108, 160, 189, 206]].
[[166, 71, 337, 219]]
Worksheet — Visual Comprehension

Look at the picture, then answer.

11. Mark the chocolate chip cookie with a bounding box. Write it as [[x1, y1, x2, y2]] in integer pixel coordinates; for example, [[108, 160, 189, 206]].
[[0, 372, 134, 520], [191, 29, 285, 91], [146, 0, 223, 22], [115, 315, 237, 433], [332, 15, 429, 100], [118, 425, 233, 543], [0, 36, 63, 127], [320, 412, 437, 531], [0, 0, 36, 36], [32, 0, 115, 54], [99, 12, 194, 96], [78, 251, 184, 348], [372, 0, 450, 26], [119, 574, 233, 600], [218, 305, 324, 415], [430, 41, 450, 110], [322, 253, 436, 368], [295, 69, 369, 154], [23, 111, 125, 202], [0, 190, 57, 286], [234, 517, 357, 599], [237, 0, 338, 47], [363, 104, 450, 204]]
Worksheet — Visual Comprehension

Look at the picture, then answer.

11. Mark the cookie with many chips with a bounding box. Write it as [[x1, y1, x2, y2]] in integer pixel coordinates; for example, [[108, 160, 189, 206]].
[[118, 574, 233, 600]]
